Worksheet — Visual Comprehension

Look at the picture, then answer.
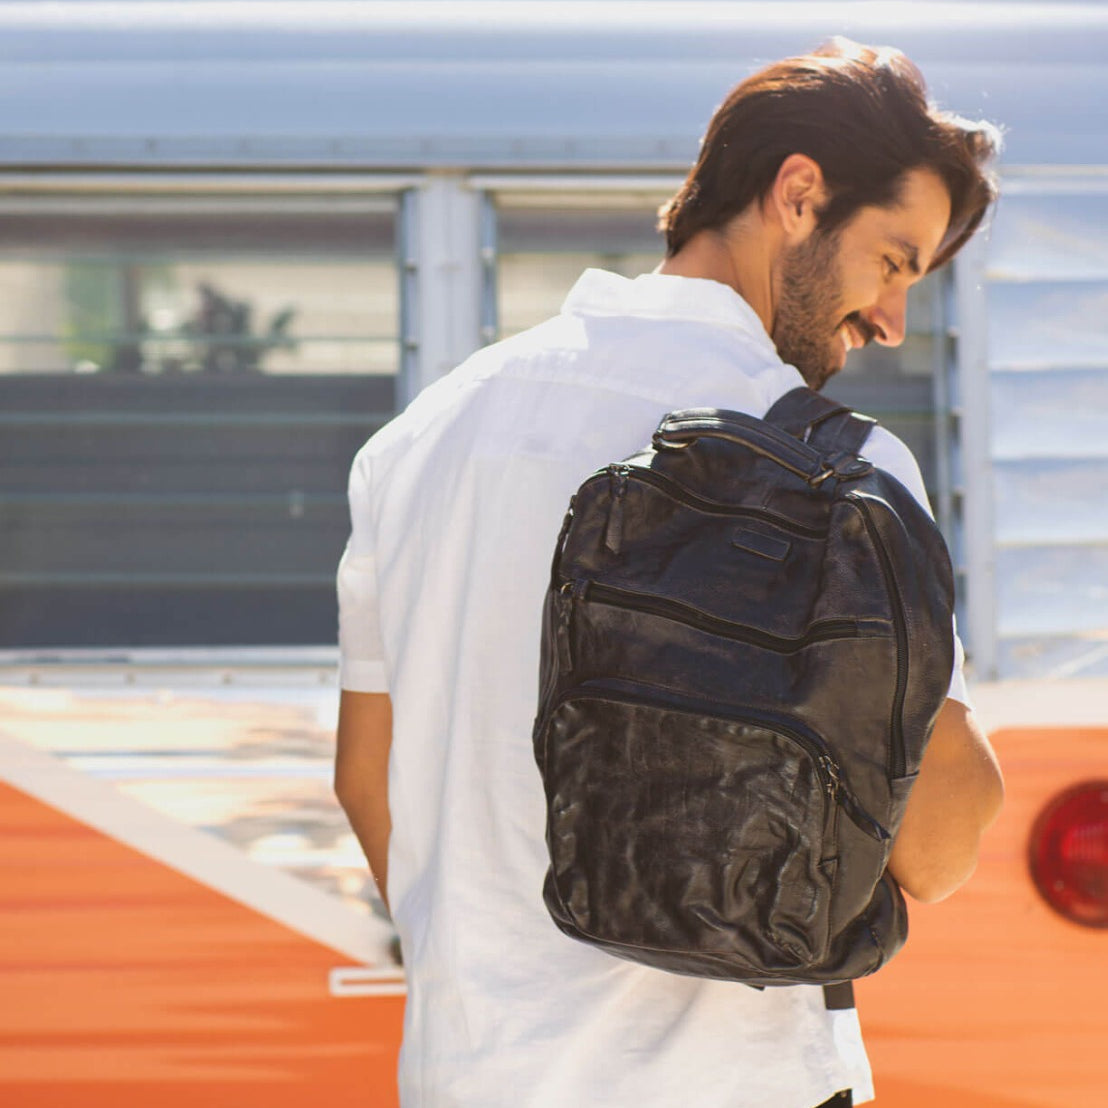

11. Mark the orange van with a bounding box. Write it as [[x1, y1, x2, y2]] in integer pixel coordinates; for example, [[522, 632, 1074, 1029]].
[[2, 677, 1106, 1107]]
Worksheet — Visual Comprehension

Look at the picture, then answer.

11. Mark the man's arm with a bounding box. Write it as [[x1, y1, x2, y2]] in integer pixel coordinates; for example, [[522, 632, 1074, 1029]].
[[888, 697, 1004, 903], [334, 690, 393, 911]]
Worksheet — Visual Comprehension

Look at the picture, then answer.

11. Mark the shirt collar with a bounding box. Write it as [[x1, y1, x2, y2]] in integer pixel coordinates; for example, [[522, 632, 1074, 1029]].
[[561, 268, 780, 362]]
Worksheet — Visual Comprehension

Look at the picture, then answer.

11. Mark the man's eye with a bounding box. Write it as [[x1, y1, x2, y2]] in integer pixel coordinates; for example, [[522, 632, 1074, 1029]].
[[884, 256, 902, 278]]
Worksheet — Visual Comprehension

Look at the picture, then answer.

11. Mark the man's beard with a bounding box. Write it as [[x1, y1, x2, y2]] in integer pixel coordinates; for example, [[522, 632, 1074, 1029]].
[[772, 227, 855, 391]]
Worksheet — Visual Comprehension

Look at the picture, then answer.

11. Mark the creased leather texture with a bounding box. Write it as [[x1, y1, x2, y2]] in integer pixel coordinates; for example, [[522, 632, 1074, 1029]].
[[533, 388, 954, 984]]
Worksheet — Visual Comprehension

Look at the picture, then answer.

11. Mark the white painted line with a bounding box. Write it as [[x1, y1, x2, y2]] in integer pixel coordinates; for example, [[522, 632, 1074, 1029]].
[[0, 729, 398, 969], [62, 756, 335, 781], [1046, 642, 1108, 682], [329, 966, 407, 998]]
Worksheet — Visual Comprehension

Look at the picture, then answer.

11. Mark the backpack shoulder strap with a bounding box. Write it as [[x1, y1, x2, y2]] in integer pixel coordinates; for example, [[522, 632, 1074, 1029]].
[[764, 386, 877, 456]]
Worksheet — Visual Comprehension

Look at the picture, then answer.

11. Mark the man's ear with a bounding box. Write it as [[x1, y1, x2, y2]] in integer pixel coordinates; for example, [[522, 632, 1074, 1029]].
[[770, 154, 827, 242]]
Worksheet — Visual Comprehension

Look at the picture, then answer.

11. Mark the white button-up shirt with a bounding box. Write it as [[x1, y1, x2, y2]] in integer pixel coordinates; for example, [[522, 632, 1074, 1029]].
[[338, 269, 967, 1108]]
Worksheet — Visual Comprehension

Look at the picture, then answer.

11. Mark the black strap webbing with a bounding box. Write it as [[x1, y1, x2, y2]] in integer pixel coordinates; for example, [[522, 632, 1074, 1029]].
[[822, 981, 856, 1010], [765, 386, 876, 458]]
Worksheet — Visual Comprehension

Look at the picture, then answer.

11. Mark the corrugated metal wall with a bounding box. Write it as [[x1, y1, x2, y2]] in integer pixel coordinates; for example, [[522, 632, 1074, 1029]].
[[980, 179, 1108, 678]]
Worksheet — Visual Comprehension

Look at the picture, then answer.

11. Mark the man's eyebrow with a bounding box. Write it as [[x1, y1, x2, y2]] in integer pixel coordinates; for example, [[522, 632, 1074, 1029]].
[[889, 237, 922, 276]]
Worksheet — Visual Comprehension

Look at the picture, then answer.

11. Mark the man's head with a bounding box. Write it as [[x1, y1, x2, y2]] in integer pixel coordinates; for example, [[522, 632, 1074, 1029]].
[[657, 38, 1000, 388]]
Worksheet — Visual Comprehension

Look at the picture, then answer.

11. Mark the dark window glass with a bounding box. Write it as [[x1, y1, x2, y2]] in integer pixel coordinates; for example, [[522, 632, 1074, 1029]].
[[0, 203, 398, 649]]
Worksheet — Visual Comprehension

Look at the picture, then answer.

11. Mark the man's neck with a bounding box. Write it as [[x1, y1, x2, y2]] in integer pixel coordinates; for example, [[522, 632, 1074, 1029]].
[[655, 220, 778, 337]]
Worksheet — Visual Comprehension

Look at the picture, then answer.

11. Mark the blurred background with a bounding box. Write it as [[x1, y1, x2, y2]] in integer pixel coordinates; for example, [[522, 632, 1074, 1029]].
[[1, 3, 1106, 1106]]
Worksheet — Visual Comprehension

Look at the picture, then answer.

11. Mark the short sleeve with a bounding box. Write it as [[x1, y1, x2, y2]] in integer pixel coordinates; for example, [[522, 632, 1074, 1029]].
[[337, 449, 389, 693], [860, 426, 971, 709]]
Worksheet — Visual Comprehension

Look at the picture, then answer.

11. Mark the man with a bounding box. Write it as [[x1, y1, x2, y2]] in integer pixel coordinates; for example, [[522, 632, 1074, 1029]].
[[335, 38, 1005, 1108]]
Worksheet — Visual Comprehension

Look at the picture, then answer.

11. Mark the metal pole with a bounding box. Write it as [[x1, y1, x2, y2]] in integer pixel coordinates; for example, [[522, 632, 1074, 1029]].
[[953, 230, 999, 680]]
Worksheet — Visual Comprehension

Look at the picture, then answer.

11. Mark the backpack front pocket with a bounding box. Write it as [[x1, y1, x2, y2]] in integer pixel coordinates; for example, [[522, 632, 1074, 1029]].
[[539, 682, 845, 974]]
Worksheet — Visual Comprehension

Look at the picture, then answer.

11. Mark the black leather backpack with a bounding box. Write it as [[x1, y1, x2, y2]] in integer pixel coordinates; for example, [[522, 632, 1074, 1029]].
[[532, 387, 955, 985]]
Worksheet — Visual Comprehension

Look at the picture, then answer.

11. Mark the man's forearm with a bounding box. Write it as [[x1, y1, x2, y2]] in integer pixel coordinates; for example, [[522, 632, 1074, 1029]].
[[888, 697, 1004, 903], [342, 794, 391, 909], [334, 690, 394, 910]]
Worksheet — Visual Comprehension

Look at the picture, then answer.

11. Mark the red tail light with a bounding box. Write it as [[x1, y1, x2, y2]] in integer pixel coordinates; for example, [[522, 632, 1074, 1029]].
[[1029, 781, 1108, 928]]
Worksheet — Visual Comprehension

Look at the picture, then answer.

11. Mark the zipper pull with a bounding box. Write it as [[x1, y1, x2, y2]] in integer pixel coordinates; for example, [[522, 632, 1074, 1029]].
[[555, 580, 585, 671], [604, 465, 631, 554], [819, 757, 889, 841], [820, 755, 842, 799]]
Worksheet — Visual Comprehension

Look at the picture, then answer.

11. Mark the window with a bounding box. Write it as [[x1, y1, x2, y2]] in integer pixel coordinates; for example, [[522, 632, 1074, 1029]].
[[975, 185, 1108, 678], [0, 197, 399, 650], [495, 206, 660, 339]]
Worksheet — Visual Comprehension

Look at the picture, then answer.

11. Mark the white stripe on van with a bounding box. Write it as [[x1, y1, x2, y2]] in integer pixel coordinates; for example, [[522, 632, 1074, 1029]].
[[0, 729, 399, 970]]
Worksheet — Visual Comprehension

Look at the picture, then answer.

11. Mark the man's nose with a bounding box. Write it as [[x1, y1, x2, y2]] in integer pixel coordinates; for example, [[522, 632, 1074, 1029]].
[[865, 289, 908, 348]]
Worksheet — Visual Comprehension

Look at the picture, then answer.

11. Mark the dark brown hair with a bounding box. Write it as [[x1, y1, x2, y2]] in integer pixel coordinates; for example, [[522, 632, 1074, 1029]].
[[658, 37, 1001, 269]]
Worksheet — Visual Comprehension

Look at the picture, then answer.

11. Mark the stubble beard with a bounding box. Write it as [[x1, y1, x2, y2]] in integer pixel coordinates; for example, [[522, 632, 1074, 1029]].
[[771, 228, 848, 392]]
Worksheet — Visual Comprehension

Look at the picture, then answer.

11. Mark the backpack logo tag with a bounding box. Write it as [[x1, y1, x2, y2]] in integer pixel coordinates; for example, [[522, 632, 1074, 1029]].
[[731, 528, 791, 562]]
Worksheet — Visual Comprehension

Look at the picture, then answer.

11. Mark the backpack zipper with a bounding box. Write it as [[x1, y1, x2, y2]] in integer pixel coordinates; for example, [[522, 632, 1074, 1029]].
[[555, 579, 587, 672], [818, 753, 889, 841], [600, 463, 828, 541], [604, 465, 631, 553], [852, 497, 909, 779], [550, 680, 888, 842], [576, 579, 882, 654]]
